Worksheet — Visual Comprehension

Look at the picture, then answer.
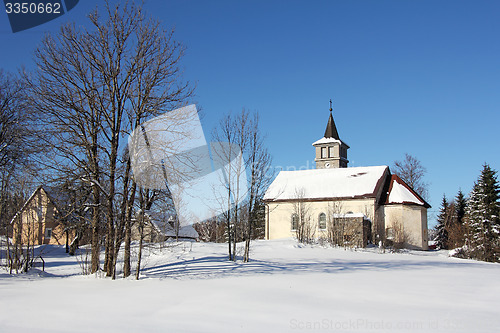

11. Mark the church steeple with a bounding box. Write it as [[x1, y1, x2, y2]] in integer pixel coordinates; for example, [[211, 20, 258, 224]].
[[312, 100, 349, 169], [324, 100, 340, 140]]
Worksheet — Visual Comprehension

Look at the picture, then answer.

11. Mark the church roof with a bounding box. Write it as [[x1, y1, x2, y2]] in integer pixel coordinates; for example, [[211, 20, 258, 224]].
[[263, 166, 389, 202], [385, 175, 431, 208], [312, 111, 349, 147], [324, 112, 340, 140]]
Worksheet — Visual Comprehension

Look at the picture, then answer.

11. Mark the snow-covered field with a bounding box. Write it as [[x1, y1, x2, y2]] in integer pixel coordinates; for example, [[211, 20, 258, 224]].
[[1, 239, 499, 333]]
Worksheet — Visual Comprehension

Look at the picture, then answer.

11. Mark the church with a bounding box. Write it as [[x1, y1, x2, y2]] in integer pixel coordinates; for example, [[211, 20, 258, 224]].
[[263, 104, 430, 250]]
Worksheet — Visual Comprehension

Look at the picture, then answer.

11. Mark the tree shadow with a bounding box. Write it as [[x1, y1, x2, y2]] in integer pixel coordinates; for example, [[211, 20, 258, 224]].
[[142, 254, 484, 280]]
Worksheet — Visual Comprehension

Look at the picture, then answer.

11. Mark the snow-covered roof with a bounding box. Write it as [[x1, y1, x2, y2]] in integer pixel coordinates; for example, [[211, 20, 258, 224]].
[[385, 175, 429, 207], [163, 224, 199, 239], [263, 166, 389, 201], [312, 137, 343, 146], [333, 213, 372, 221], [142, 211, 199, 239]]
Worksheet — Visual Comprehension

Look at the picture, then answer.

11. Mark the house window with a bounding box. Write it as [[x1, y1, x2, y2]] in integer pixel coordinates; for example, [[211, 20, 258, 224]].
[[45, 228, 52, 239], [329, 146, 334, 158], [321, 147, 327, 158], [291, 214, 299, 230], [318, 213, 326, 230], [36, 206, 44, 219]]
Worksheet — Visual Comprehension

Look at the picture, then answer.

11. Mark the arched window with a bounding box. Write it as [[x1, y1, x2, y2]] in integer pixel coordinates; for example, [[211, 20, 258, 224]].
[[318, 213, 326, 230], [291, 214, 299, 230]]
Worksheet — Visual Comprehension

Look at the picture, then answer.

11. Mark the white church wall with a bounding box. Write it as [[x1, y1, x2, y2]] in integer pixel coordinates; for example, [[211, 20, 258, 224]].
[[383, 205, 428, 250], [265, 198, 377, 240]]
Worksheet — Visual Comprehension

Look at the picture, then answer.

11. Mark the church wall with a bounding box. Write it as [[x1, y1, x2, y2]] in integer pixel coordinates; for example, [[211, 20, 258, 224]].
[[382, 205, 428, 250], [266, 198, 377, 240]]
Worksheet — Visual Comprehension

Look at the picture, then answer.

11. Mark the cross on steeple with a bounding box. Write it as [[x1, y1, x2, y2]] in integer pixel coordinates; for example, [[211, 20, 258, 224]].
[[329, 99, 333, 113]]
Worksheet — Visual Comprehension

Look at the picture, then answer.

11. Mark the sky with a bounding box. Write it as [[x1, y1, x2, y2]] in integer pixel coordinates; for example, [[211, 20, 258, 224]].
[[1, 0, 499, 226]]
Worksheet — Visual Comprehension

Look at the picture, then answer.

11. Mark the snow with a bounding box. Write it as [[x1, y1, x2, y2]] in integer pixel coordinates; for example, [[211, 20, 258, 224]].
[[1, 240, 499, 332], [312, 137, 343, 145], [333, 212, 371, 221], [163, 224, 199, 239], [264, 165, 388, 201], [388, 179, 424, 205]]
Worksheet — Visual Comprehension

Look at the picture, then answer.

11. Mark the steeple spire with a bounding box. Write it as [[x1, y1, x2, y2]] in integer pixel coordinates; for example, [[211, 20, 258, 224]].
[[324, 99, 340, 140]]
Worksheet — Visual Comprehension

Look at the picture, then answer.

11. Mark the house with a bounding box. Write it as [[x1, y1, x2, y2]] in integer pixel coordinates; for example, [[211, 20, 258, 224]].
[[10, 186, 85, 247], [263, 105, 430, 249], [131, 211, 199, 242]]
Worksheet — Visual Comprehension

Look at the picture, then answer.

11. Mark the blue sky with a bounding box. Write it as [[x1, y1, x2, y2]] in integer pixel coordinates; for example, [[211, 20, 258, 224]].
[[1, 0, 499, 226]]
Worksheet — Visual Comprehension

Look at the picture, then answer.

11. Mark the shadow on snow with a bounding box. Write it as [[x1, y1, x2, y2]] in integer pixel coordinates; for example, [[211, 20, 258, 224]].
[[141, 254, 486, 280]]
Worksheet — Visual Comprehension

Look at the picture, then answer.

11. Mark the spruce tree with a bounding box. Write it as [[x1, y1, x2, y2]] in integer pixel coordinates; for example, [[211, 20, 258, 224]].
[[455, 189, 467, 225], [435, 195, 449, 249], [447, 189, 467, 249], [465, 164, 500, 262]]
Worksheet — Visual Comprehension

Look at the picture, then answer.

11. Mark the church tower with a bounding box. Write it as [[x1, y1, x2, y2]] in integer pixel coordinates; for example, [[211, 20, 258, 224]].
[[312, 100, 349, 169]]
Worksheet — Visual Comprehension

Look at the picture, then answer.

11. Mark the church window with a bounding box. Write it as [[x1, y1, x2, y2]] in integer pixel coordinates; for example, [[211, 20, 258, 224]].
[[329, 146, 334, 158], [321, 147, 327, 158], [318, 213, 326, 230], [291, 214, 299, 230]]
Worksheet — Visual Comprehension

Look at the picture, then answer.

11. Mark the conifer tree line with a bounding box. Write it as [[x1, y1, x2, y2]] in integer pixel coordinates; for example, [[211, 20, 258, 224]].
[[1, 1, 272, 276], [434, 164, 500, 262]]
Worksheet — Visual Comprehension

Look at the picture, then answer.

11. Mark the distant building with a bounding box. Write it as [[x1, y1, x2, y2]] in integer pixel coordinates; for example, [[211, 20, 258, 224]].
[[263, 104, 430, 249], [10, 186, 87, 248], [131, 211, 199, 242]]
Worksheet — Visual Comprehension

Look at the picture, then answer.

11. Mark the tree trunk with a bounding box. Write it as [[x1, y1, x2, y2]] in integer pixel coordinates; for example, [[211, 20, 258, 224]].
[[90, 181, 101, 274], [227, 218, 232, 261], [65, 229, 69, 253], [135, 214, 144, 280], [123, 182, 136, 278]]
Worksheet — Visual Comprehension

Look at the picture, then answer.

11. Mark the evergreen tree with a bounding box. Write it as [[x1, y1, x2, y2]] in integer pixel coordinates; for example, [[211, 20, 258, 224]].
[[447, 189, 468, 249], [435, 195, 449, 249], [455, 189, 467, 225], [465, 164, 500, 262]]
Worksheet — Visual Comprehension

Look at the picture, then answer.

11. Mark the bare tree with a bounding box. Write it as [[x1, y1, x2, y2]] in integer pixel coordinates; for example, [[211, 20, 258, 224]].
[[211, 109, 273, 261], [292, 188, 315, 244], [26, 1, 194, 277], [212, 113, 249, 261], [392, 153, 429, 201], [242, 112, 273, 262], [386, 218, 413, 251], [0, 70, 37, 250], [326, 201, 343, 246]]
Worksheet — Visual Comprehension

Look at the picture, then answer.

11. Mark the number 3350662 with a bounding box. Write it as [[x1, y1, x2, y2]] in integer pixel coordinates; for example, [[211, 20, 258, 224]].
[[5, 2, 61, 14]]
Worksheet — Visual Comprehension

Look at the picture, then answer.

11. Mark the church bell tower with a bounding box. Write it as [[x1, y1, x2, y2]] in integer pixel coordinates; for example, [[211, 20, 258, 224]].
[[312, 100, 349, 169]]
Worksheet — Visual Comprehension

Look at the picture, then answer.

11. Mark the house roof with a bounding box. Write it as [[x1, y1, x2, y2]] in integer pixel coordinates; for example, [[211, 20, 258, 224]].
[[141, 211, 199, 239], [385, 175, 431, 208], [10, 185, 91, 225], [9, 186, 47, 224], [263, 165, 389, 202]]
